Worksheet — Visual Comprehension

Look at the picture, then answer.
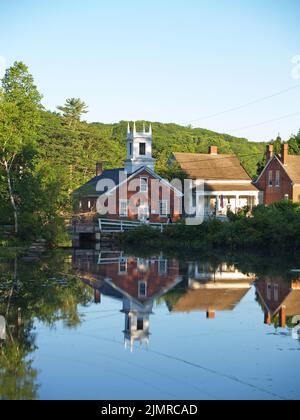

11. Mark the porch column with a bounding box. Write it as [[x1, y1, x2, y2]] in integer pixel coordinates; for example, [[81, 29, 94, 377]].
[[235, 195, 240, 214], [264, 311, 271, 325], [279, 305, 286, 328]]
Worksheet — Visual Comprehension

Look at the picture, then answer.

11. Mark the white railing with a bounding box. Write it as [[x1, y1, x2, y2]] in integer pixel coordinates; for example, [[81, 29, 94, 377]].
[[99, 218, 165, 233]]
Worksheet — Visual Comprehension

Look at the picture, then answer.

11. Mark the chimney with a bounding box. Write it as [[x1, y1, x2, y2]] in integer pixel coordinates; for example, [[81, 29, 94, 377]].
[[94, 289, 101, 304], [266, 144, 274, 161], [281, 144, 289, 166], [206, 310, 216, 320], [209, 146, 218, 155], [96, 162, 103, 176]]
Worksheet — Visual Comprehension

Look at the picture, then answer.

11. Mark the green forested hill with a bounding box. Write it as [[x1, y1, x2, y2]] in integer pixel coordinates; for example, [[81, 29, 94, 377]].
[[41, 114, 266, 192]]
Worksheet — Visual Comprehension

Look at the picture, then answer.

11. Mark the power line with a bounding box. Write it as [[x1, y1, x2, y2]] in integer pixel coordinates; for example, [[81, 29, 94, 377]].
[[186, 84, 300, 125], [231, 111, 300, 133]]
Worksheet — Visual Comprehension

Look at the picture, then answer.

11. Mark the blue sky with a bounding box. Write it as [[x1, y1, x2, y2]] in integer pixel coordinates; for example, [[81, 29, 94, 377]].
[[0, 0, 299, 142]]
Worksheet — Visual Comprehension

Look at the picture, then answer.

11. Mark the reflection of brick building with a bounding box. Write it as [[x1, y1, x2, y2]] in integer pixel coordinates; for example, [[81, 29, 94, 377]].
[[256, 277, 300, 327], [73, 250, 183, 350], [167, 262, 255, 319], [256, 144, 300, 204]]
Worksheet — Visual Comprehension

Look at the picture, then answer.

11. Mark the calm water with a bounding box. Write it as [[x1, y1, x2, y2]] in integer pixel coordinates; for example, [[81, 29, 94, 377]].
[[0, 247, 300, 400]]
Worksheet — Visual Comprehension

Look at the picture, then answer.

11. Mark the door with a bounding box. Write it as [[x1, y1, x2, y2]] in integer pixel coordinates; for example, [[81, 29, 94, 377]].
[[138, 205, 149, 222]]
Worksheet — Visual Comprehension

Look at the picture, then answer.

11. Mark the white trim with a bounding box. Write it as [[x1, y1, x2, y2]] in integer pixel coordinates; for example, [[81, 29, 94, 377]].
[[140, 177, 148, 193], [201, 191, 259, 197], [204, 180, 253, 185], [159, 200, 169, 217], [138, 281, 148, 298], [119, 199, 129, 217]]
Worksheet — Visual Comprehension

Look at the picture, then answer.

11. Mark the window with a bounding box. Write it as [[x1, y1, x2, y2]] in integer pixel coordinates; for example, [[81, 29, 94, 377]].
[[275, 171, 280, 187], [159, 201, 169, 217], [268, 171, 273, 187], [274, 284, 279, 302], [87, 200, 92, 209], [79, 201, 82, 210], [129, 142, 133, 156], [137, 319, 144, 331], [267, 283, 272, 300], [119, 258, 128, 274], [126, 316, 131, 332], [140, 177, 148, 193], [158, 259, 168, 276], [120, 200, 128, 217], [138, 281, 147, 298], [139, 143, 146, 156], [284, 194, 290, 201]]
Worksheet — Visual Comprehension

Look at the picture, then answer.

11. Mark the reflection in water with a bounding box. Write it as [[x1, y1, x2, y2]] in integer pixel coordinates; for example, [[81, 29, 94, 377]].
[[0, 248, 300, 399], [72, 248, 300, 347], [256, 277, 300, 328], [166, 262, 255, 319], [73, 250, 183, 351], [0, 253, 94, 400]]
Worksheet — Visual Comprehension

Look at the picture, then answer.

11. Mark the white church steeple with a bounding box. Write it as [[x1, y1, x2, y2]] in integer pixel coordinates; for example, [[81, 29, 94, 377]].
[[125, 122, 156, 174]]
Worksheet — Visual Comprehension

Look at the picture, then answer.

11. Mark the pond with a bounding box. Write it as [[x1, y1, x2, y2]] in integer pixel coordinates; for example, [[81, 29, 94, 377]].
[[0, 247, 300, 400]]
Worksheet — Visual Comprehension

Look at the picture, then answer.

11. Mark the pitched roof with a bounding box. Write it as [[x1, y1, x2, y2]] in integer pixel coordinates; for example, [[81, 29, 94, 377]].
[[283, 155, 300, 184], [73, 168, 124, 196], [170, 287, 251, 313], [73, 166, 183, 197], [172, 153, 252, 181]]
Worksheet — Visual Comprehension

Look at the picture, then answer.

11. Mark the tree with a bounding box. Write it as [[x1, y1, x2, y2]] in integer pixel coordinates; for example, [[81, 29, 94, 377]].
[[0, 62, 42, 235], [57, 98, 88, 130]]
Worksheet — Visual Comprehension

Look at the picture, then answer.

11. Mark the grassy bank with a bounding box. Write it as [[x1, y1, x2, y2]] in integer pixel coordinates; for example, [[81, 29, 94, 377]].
[[120, 201, 300, 254]]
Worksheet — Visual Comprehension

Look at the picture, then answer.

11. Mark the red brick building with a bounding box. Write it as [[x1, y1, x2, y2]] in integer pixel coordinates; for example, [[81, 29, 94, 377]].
[[73, 124, 183, 223], [255, 144, 300, 205]]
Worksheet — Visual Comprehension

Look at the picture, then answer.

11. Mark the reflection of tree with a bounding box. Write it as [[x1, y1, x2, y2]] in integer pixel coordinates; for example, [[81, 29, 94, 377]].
[[0, 251, 94, 400]]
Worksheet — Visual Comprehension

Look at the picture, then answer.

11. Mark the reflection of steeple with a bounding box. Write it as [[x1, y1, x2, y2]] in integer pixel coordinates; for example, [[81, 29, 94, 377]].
[[122, 298, 152, 352], [73, 249, 183, 351]]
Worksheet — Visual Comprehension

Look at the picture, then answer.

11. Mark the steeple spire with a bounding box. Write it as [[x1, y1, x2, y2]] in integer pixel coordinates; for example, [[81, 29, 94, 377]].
[[127, 122, 131, 135]]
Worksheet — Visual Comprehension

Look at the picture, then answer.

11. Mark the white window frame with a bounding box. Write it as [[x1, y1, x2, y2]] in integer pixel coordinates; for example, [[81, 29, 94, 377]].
[[268, 171, 273, 188], [140, 177, 148, 193], [119, 199, 128, 217], [275, 170, 280, 187], [119, 257, 128, 274], [284, 194, 290, 201], [138, 281, 147, 298], [158, 259, 168, 276], [159, 200, 169, 217], [87, 200, 92, 209]]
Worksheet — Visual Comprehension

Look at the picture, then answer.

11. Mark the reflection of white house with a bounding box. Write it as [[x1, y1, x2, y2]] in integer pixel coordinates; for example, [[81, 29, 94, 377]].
[[169, 147, 260, 217], [169, 262, 255, 319], [189, 262, 255, 286]]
